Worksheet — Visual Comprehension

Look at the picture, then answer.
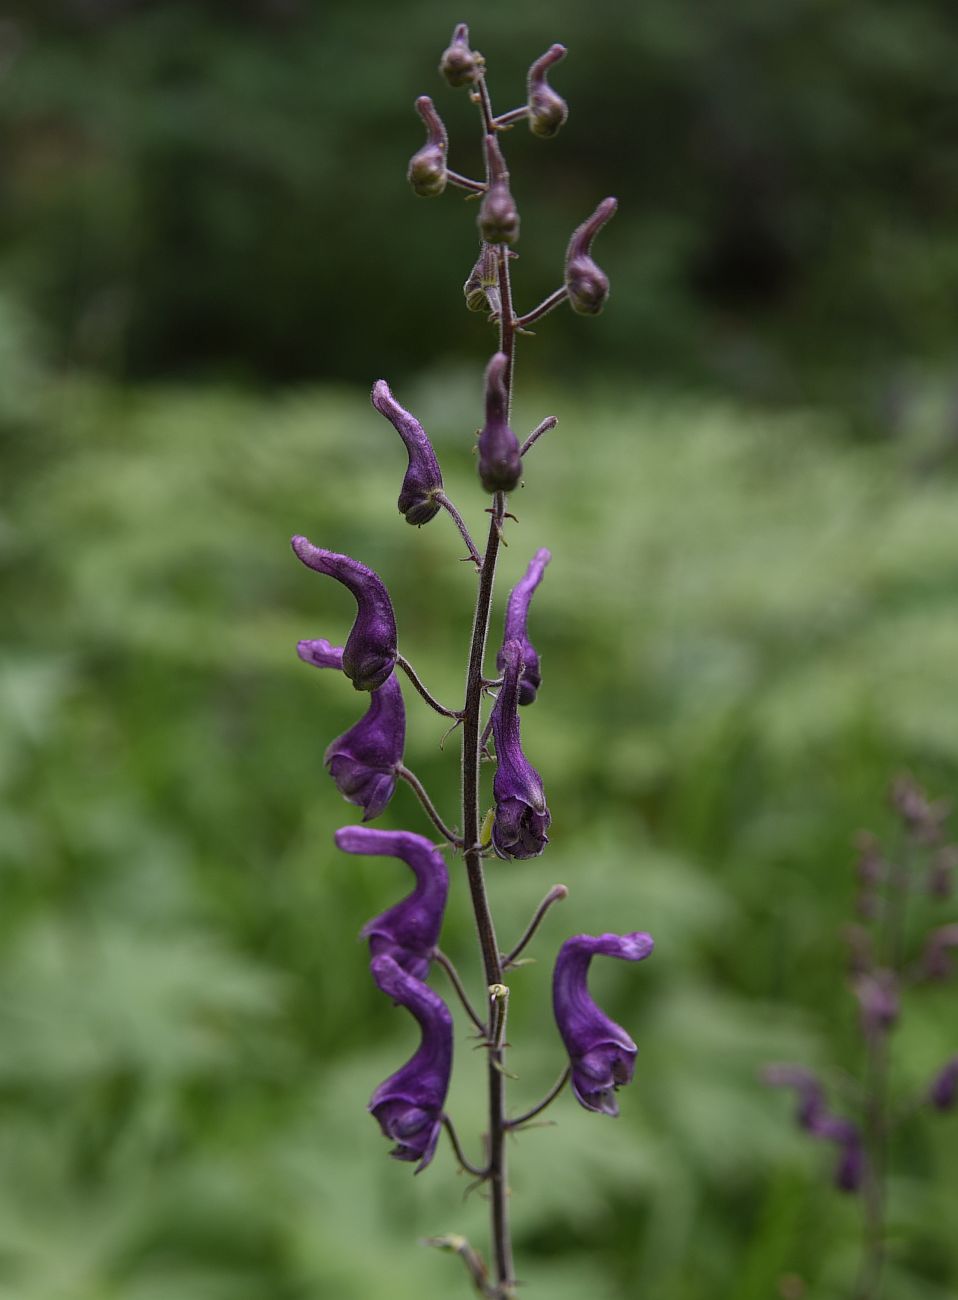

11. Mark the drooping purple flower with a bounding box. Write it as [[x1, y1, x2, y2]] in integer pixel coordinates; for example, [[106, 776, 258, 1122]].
[[564, 197, 617, 315], [368, 953, 453, 1172], [919, 923, 958, 981], [371, 380, 444, 526], [526, 44, 568, 139], [478, 134, 520, 246], [552, 931, 654, 1116], [477, 352, 522, 495], [291, 537, 397, 691], [929, 1055, 958, 1110], [489, 639, 550, 859], [297, 639, 404, 820], [497, 548, 551, 706], [407, 96, 448, 198], [762, 1065, 864, 1192], [335, 826, 449, 981]]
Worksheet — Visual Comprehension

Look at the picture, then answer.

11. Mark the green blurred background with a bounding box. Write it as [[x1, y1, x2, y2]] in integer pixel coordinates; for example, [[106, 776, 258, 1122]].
[[2, 2, 958, 1297]]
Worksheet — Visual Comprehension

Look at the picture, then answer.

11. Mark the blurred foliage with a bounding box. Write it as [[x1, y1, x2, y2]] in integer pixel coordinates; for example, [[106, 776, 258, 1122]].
[[0, 0, 957, 408], [2, 308, 958, 1294]]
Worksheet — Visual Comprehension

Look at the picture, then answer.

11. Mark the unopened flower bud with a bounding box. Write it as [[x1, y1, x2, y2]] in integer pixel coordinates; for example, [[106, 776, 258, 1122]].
[[371, 380, 444, 525], [477, 352, 522, 494], [407, 96, 448, 198], [439, 22, 479, 88], [463, 243, 500, 315], [478, 134, 519, 246], [526, 44, 568, 139], [564, 196, 617, 315], [498, 548, 551, 705]]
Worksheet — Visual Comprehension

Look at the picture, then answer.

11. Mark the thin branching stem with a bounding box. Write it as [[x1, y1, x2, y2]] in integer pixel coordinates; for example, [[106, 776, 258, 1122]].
[[436, 491, 483, 568], [433, 947, 489, 1036], [506, 1066, 571, 1129], [520, 416, 557, 457], [502, 884, 569, 969], [516, 286, 568, 329], [447, 170, 487, 194], [395, 765, 461, 845], [442, 1114, 491, 1179], [396, 654, 462, 719], [494, 107, 529, 128]]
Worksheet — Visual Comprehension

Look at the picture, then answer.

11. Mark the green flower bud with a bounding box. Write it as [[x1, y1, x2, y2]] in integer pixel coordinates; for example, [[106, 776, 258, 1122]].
[[463, 243, 500, 314]]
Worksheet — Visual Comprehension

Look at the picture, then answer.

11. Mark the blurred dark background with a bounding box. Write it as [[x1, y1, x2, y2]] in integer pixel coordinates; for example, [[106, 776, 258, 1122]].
[[2, 4, 958, 1299]]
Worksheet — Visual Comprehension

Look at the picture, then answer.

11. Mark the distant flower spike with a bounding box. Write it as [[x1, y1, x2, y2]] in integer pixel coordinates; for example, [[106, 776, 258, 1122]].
[[564, 196, 617, 315], [527, 44, 568, 139], [439, 22, 479, 88], [408, 96, 448, 198], [335, 827, 449, 981], [291, 537, 398, 691], [477, 352, 522, 494], [371, 380, 444, 525], [478, 134, 520, 246], [369, 954, 454, 1172], [498, 548, 551, 705], [552, 932, 654, 1115]]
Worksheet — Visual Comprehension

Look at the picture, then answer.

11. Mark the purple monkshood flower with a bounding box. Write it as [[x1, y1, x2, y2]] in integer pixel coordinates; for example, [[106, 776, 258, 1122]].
[[526, 44, 568, 139], [929, 1055, 958, 1110], [292, 537, 398, 691], [564, 196, 617, 315], [497, 548, 551, 706], [335, 826, 449, 981], [297, 639, 404, 820], [368, 953, 453, 1172], [490, 639, 550, 858], [762, 1065, 864, 1192], [371, 380, 444, 526], [477, 352, 522, 494], [552, 931, 654, 1116]]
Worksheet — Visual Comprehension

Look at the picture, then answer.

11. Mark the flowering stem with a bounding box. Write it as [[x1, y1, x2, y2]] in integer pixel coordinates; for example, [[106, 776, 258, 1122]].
[[432, 946, 489, 1036], [442, 1114, 491, 1179], [856, 1030, 889, 1300], [506, 1066, 571, 1129], [502, 884, 569, 969], [520, 416, 557, 457], [396, 765, 462, 846], [447, 170, 487, 194], [516, 287, 568, 330], [435, 491, 483, 568], [395, 654, 462, 720]]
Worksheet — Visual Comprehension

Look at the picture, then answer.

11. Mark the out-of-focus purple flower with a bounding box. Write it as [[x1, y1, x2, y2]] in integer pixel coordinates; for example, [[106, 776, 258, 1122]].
[[407, 96, 448, 198], [929, 1055, 958, 1110], [439, 21, 478, 88], [852, 969, 900, 1037], [497, 548, 551, 706], [292, 537, 398, 691], [526, 44, 568, 138], [762, 1065, 864, 1192], [371, 380, 444, 526], [335, 826, 449, 981], [929, 846, 957, 899], [490, 639, 550, 859], [552, 931, 654, 1115], [478, 134, 520, 246], [564, 197, 617, 315], [477, 352, 522, 495], [920, 924, 958, 981], [297, 638, 405, 820], [368, 953, 453, 1171], [890, 773, 950, 845]]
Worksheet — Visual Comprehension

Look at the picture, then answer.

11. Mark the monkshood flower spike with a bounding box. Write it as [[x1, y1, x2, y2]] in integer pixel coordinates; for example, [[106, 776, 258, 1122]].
[[297, 639, 405, 820], [565, 196, 617, 315], [291, 537, 397, 691], [552, 932, 655, 1115], [371, 380, 444, 525], [490, 639, 550, 858], [369, 953, 453, 1172], [498, 547, 551, 705], [335, 826, 449, 981], [477, 351, 522, 494]]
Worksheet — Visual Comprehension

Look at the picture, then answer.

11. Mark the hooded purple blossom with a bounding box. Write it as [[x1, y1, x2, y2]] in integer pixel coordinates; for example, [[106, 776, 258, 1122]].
[[335, 826, 449, 981], [297, 639, 404, 820], [762, 1065, 864, 1192], [292, 537, 398, 691], [489, 639, 550, 858], [371, 380, 444, 526], [477, 352, 522, 495], [929, 1055, 958, 1110], [552, 932, 654, 1115], [497, 548, 551, 705], [407, 95, 448, 198], [526, 44, 568, 139], [368, 953, 453, 1171], [564, 196, 617, 315], [478, 134, 520, 246]]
